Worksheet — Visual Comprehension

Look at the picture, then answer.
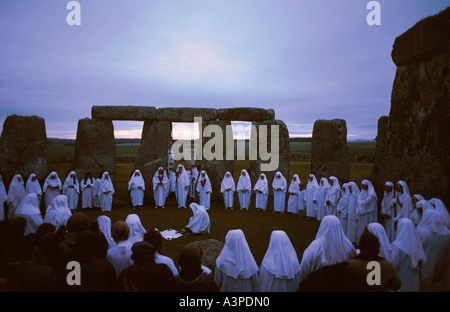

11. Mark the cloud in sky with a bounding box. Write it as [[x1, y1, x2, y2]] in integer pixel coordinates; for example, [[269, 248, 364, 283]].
[[0, 0, 448, 140]]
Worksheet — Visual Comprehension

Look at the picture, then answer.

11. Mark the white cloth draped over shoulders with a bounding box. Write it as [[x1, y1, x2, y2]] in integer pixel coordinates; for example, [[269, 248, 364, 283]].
[[287, 175, 300, 214], [98, 172, 114, 212], [299, 215, 356, 282], [367, 222, 394, 263], [125, 214, 147, 244], [81, 177, 95, 208], [221, 172, 235, 209], [63, 171, 80, 209], [97, 215, 115, 248], [15, 193, 43, 235], [237, 170, 251, 210], [43, 194, 72, 230], [305, 174, 318, 218], [258, 231, 301, 292], [272, 172, 287, 212], [153, 167, 169, 207], [254, 174, 268, 210], [128, 170, 145, 207], [186, 203, 210, 234], [26, 173, 42, 198], [7, 174, 27, 218], [196, 170, 212, 209]]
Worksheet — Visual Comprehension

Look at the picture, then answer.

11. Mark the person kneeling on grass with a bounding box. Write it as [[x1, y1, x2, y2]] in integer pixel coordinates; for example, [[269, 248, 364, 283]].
[[181, 203, 210, 235]]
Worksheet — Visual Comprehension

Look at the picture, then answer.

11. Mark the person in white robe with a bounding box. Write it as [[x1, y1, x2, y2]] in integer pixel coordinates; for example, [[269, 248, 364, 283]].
[[380, 182, 396, 242], [298, 183, 306, 214], [347, 181, 360, 244], [190, 165, 199, 199], [416, 209, 450, 291], [43, 194, 72, 230], [128, 169, 145, 209], [367, 222, 394, 263], [410, 194, 425, 226], [237, 169, 251, 211], [336, 183, 350, 236], [355, 180, 378, 243], [0, 175, 7, 221], [26, 173, 42, 202], [287, 174, 300, 214], [215, 229, 259, 292], [63, 171, 80, 210], [196, 170, 212, 210], [107, 221, 134, 277], [391, 218, 427, 292], [272, 172, 287, 213], [221, 172, 235, 210], [168, 170, 176, 195], [411, 199, 433, 227], [175, 164, 190, 208], [325, 176, 341, 216], [184, 203, 210, 234], [299, 215, 356, 282], [15, 193, 44, 235], [92, 174, 102, 209], [153, 167, 169, 208], [258, 230, 301, 292], [80, 172, 94, 209], [305, 174, 319, 219], [315, 178, 329, 221], [125, 213, 147, 244], [393, 181, 413, 226], [254, 174, 268, 212], [98, 172, 114, 212], [7, 174, 27, 218], [43, 171, 62, 209], [428, 198, 450, 228], [97, 215, 115, 248]]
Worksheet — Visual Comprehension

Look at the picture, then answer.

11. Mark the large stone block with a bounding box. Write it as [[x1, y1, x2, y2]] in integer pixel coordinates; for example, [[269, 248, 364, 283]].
[[73, 118, 116, 183], [249, 119, 290, 195], [371, 7, 450, 206], [156, 107, 217, 122], [197, 119, 234, 202], [311, 119, 350, 183], [91, 105, 157, 120], [135, 120, 172, 168], [217, 107, 275, 121], [184, 239, 225, 273], [0, 115, 50, 185]]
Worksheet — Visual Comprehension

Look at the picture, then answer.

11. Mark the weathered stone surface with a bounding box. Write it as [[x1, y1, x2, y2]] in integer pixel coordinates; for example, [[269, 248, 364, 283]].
[[371, 8, 450, 206], [185, 239, 224, 272], [135, 120, 173, 203], [135, 120, 172, 168], [392, 7, 450, 66], [73, 118, 116, 184], [311, 119, 350, 183], [0, 115, 50, 186], [92, 105, 157, 120], [217, 107, 275, 121], [197, 120, 234, 202], [156, 107, 217, 122], [249, 119, 290, 195]]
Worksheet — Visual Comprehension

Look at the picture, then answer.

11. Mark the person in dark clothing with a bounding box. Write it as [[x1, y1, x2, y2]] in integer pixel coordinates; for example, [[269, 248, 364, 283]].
[[175, 245, 219, 292], [118, 241, 176, 292], [71, 231, 117, 292], [346, 229, 401, 292]]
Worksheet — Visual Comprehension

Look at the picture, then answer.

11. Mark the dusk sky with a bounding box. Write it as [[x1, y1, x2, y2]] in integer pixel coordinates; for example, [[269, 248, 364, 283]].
[[1, 0, 449, 140]]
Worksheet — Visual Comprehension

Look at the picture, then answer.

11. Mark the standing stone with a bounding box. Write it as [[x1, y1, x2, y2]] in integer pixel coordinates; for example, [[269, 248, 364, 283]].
[[0, 115, 50, 185], [372, 7, 450, 206], [311, 119, 350, 183], [249, 119, 290, 195], [197, 119, 234, 202], [73, 118, 116, 184], [184, 239, 225, 272], [135, 120, 172, 203]]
